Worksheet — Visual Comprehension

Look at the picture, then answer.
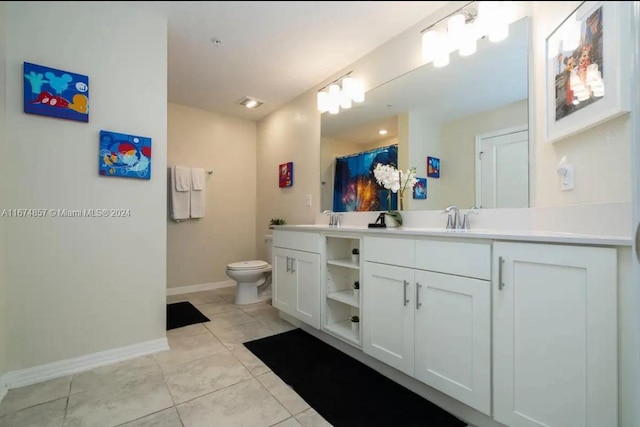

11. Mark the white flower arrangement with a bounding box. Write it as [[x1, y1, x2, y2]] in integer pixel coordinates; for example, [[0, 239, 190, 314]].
[[373, 163, 418, 212]]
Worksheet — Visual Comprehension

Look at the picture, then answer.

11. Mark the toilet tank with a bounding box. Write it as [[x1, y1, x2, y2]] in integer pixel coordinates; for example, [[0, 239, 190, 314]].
[[265, 234, 273, 264]]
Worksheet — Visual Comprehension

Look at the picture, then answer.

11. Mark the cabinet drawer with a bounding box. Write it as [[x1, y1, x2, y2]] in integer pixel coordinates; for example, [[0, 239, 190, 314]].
[[415, 239, 490, 280], [273, 230, 321, 253], [364, 236, 415, 268]]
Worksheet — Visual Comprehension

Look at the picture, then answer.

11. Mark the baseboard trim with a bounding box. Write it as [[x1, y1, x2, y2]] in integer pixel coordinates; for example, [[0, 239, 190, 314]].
[[2, 337, 169, 390], [167, 280, 235, 296]]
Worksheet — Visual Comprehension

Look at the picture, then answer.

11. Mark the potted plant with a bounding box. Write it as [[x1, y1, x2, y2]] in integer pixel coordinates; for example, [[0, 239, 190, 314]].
[[350, 315, 360, 334], [351, 247, 360, 264], [353, 280, 360, 300], [268, 218, 286, 229]]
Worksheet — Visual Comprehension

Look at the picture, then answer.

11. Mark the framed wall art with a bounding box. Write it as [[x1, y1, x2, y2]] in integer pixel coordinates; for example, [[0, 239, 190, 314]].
[[23, 62, 89, 122], [546, 1, 630, 143], [99, 130, 152, 179], [279, 162, 293, 188]]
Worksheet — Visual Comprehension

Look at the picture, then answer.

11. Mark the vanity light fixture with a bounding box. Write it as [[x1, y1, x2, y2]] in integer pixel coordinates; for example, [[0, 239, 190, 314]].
[[238, 96, 263, 109], [420, 1, 513, 67], [317, 72, 365, 114]]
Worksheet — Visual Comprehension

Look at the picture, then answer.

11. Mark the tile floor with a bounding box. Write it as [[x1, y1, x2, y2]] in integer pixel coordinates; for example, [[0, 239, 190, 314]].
[[0, 287, 332, 427]]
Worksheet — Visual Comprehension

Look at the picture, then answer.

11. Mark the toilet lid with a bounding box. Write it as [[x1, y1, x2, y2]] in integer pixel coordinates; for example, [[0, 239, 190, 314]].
[[227, 260, 270, 271]]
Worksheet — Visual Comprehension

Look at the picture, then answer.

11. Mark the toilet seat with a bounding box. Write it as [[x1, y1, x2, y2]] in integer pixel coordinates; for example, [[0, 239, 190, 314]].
[[227, 260, 269, 271]]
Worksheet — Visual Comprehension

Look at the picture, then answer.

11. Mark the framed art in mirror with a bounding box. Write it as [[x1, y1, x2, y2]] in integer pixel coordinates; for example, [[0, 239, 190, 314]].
[[546, 1, 630, 144]]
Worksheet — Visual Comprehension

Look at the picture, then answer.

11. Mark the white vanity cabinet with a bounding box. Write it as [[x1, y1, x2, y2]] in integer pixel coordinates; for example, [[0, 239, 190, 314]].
[[492, 242, 618, 427], [362, 236, 492, 415], [272, 231, 321, 329]]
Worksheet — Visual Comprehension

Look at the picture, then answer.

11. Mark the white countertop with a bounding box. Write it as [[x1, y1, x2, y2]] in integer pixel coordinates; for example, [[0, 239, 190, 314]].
[[275, 224, 632, 247]]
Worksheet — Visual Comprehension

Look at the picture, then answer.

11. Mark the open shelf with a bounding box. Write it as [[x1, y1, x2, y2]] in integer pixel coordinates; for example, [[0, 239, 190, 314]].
[[325, 320, 360, 345], [327, 258, 360, 270], [327, 289, 359, 308]]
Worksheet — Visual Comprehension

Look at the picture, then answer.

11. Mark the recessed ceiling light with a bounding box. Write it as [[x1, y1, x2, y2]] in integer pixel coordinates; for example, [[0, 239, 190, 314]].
[[237, 96, 264, 109], [378, 129, 388, 135]]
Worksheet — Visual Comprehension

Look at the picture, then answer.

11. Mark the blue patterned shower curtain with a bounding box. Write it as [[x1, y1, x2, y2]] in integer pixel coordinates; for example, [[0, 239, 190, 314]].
[[333, 145, 398, 212]]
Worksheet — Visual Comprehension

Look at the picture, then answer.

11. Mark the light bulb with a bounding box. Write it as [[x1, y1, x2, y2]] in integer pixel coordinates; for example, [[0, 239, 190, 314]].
[[489, 23, 508, 42], [433, 34, 450, 68], [352, 79, 365, 103], [328, 84, 341, 114], [317, 91, 329, 112], [447, 14, 466, 49], [340, 88, 352, 109], [422, 30, 438, 63], [458, 24, 477, 56]]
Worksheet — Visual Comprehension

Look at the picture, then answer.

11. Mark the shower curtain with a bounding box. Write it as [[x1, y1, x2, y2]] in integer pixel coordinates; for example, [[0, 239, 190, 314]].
[[333, 145, 398, 212]]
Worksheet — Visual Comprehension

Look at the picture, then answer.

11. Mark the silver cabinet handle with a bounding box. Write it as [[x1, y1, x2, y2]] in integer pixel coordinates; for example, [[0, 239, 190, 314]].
[[291, 258, 296, 273], [286, 257, 290, 273], [416, 282, 422, 309], [498, 256, 505, 290], [403, 280, 409, 306], [635, 223, 640, 263]]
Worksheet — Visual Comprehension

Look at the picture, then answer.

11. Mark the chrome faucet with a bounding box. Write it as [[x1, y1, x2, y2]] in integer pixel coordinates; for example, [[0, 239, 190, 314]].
[[322, 210, 342, 227], [461, 206, 479, 230], [442, 205, 460, 230]]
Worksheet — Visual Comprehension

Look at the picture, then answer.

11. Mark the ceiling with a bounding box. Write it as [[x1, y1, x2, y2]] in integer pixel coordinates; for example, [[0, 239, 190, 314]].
[[126, 1, 449, 121], [321, 16, 529, 143]]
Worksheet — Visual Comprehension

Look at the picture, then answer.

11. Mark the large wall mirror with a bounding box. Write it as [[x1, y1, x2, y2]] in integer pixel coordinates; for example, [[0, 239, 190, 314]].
[[321, 17, 530, 212]]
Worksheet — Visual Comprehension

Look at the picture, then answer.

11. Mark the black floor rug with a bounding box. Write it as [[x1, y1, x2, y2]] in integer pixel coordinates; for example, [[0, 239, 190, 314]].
[[244, 328, 467, 427], [166, 301, 210, 330]]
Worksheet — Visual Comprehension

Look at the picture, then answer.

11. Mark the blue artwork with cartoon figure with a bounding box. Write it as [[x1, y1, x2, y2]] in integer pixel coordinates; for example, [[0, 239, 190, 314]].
[[99, 130, 152, 180], [23, 62, 89, 122]]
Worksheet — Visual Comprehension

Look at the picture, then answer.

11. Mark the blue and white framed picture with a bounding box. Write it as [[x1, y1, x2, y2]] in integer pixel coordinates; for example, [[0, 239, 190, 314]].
[[427, 156, 440, 178], [413, 177, 427, 199], [23, 62, 89, 122], [99, 130, 152, 180]]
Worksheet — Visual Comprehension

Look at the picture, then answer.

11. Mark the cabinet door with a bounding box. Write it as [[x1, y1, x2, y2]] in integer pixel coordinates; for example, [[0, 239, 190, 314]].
[[414, 270, 491, 415], [272, 248, 296, 317], [493, 242, 617, 427], [362, 262, 415, 376], [292, 250, 321, 329]]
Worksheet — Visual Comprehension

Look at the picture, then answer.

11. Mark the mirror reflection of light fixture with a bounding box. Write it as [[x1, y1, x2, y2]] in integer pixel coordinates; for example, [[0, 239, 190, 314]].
[[420, 1, 513, 67], [378, 129, 388, 135], [317, 72, 365, 114]]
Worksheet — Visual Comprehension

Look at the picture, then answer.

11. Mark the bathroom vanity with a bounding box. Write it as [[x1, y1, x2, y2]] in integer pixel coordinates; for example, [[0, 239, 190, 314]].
[[271, 225, 628, 427]]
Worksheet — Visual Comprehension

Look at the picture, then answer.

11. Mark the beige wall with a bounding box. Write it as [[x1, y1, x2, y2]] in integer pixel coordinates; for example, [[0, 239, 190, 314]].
[[256, 91, 320, 260], [531, 1, 630, 206], [0, 0, 7, 377], [407, 109, 442, 210], [4, 2, 167, 370], [167, 103, 257, 288], [440, 99, 529, 208]]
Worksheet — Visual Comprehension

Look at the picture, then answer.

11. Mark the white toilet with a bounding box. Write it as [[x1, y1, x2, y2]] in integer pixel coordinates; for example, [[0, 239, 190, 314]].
[[225, 235, 273, 305]]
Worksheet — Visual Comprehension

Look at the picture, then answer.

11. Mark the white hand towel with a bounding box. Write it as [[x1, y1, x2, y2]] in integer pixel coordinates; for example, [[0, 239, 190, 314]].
[[191, 167, 206, 191], [190, 167, 206, 218], [170, 166, 190, 220], [174, 166, 191, 191]]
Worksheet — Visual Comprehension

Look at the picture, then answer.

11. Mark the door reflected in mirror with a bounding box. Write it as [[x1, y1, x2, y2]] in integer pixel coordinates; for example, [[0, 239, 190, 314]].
[[320, 17, 530, 212]]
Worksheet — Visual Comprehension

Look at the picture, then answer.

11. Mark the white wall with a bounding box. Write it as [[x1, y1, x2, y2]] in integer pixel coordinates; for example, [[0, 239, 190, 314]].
[[531, 1, 631, 207], [0, 0, 7, 378], [167, 103, 257, 288], [3, 2, 167, 370]]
